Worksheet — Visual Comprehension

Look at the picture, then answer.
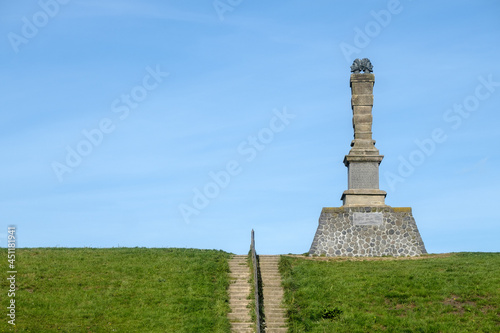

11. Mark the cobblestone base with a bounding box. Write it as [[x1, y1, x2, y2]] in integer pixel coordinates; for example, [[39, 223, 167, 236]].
[[309, 207, 427, 257]]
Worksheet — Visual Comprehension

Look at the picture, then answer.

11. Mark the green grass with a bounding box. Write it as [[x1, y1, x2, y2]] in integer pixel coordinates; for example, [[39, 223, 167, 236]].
[[279, 253, 500, 332], [0, 248, 232, 333]]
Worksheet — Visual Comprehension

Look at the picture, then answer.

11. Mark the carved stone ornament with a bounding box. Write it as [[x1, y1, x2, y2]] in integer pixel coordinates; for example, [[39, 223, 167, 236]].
[[350, 58, 373, 74]]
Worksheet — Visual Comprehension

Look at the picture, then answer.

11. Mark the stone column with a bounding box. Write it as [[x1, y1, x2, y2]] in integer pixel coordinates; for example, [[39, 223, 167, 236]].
[[341, 72, 387, 206]]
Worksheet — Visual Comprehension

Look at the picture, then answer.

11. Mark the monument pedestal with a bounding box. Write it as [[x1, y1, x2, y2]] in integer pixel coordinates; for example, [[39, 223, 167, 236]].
[[309, 207, 427, 257], [308, 59, 426, 257], [341, 189, 387, 206], [341, 155, 387, 206]]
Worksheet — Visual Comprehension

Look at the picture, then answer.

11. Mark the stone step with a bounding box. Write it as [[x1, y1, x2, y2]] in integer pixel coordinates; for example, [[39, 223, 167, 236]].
[[263, 301, 284, 305], [228, 313, 251, 319], [229, 292, 251, 295], [263, 301, 284, 306], [229, 285, 251, 289], [229, 291, 251, 295], [229, 288, 250, 292], [229, 305, 251, 310], [265, 327, 288, 333], [229, 289, 251, 293], [230, 274, 250, 277], [265, 324, 287, 327], [231, 329, 254, 333], [265, 317, 286, 320], [230, 274, 250, 278], [229, 307, 251, 312], [230, 322, 253, 328], [229, 294, 250, 298], [229, 300, 251, 305], [229, 307, 251, 311], [265, 317, 287, 322], [265, 309, 286, 313], [265, 323, 287, 328]]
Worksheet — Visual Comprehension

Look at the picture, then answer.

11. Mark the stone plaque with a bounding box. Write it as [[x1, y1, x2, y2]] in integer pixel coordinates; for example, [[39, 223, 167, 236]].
[[348, 162, 379, 189], [353, 212, 383, 226]]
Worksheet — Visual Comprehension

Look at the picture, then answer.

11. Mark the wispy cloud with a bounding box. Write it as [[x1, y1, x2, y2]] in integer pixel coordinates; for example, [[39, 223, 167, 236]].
[[457, 156, 490, 175], [68, 0, 214, 24]]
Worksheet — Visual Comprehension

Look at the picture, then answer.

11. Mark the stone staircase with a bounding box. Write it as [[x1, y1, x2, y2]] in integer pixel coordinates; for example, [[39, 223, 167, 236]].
[[227, 254, 288, 332], [259, 255, 287, 332], [228, 255, 254, 333]]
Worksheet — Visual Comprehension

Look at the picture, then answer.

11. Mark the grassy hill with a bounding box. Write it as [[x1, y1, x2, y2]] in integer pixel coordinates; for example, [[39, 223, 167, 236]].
[[279, 253, 500, 332], [0, 248, 232, 333], [2, 249, 499, 332]]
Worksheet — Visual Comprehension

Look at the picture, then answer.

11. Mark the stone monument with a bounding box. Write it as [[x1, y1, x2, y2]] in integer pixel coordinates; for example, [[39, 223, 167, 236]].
[[309, 59, 427, 257]]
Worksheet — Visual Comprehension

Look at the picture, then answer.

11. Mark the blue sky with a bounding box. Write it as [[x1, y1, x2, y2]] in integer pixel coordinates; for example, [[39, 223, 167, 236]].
[[1, 0, 499, 254]]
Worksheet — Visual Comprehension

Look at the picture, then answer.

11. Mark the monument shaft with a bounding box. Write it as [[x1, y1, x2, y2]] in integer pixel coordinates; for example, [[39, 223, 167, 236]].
[[342, 72, 386, 206], [349, 74, 377, 153]]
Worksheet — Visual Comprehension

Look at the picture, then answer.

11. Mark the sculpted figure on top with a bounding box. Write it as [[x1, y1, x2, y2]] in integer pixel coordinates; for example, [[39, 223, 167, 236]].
[[350, 58, 373, 74]]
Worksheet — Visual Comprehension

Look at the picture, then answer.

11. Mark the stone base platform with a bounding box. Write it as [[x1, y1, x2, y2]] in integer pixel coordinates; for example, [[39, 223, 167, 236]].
[[309, 206, 426, 257]]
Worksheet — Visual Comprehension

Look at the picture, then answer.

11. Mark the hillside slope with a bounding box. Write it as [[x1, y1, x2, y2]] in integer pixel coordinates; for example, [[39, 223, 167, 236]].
[[0, 248, 231, 333], [280, 253, 500, 332]]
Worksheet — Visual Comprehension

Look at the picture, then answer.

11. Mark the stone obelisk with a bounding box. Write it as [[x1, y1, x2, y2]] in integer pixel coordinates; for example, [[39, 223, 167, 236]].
[[309, 59, 427, 257]]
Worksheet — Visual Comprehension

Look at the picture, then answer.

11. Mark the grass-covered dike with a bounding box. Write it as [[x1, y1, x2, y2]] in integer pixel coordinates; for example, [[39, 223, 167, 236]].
[[2, 248, 499, 332], [279, 253, 500, 332], [0, 248, 232, 333]]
